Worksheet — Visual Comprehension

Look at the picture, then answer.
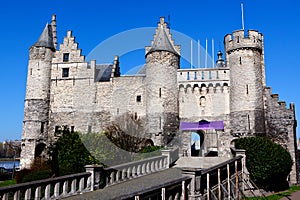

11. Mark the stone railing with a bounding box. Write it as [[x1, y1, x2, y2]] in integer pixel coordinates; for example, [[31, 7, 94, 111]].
[[0, 172, 92, 200], [0, 148, 180, 199], [86, 147, 179, 189], [105, 155, 167, 186], [181, 156, 245, 199]]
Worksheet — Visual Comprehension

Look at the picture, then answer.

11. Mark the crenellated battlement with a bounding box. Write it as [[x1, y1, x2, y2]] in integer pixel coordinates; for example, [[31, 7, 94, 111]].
[[179, 82, 229, 95], [224, 30, 263, 54]]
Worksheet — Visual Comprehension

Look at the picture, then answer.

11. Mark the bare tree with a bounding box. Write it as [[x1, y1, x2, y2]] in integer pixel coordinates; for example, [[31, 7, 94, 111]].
[[104, 113, 149, 153]]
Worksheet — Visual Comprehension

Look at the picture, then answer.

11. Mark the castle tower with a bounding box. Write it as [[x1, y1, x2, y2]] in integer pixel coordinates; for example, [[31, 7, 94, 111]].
[[224, 30, 266, 136], [145, 17, 180, 145], [20, 23, 55, 169]]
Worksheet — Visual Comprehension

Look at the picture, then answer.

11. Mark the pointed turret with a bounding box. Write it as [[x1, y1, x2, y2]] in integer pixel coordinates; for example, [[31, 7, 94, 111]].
[[215, 50, 225, 68], [146, 17, 179, 56], [32, 24, 55, 51], [145, 17, 180, 146]]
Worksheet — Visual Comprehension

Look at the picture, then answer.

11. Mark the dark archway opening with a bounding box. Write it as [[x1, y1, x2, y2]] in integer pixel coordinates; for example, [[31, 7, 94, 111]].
[[34, 143, 46, 158], [191, 131, 204, 156]]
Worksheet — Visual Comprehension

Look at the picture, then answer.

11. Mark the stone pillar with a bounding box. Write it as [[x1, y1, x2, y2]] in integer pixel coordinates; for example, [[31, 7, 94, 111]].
[[85, 165, 104, 191], [161, 149, 171, 168], [181, 168, 202, 200]]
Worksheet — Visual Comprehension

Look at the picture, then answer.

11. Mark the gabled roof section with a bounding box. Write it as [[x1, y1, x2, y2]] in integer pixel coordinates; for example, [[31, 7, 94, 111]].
[[32, 24, 55, 51], [95, 64, 114, 82], [146, 17, 180, 56]]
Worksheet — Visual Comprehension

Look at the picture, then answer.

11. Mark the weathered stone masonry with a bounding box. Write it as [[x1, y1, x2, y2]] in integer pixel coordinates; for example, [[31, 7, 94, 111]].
[[21, 15, 298, 184]]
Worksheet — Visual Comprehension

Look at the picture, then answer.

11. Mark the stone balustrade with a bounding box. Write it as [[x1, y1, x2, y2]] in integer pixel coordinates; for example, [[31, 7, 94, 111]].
[[86, 147, 179, 189], [105, 155, 168, 186], [0, 148, 179, 200], [0, 172, 92, 200]]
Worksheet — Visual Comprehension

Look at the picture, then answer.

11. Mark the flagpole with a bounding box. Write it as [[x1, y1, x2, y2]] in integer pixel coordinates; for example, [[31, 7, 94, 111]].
[[198, 39, 200, 68], [190, 40, 193, 68], [241, 2, 245, 30], [205, 38, 208, 68], [212, 38, 214, 68]]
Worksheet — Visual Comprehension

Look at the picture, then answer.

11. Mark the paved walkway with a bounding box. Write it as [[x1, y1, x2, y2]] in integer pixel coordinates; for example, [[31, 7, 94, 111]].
[[279, 190, 300, 200], [65, 168, 188, 200]]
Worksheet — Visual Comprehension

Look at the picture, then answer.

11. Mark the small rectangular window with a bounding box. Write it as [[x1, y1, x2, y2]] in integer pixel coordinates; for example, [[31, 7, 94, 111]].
[[136, 95, 141, 102], [71, 126, 75, 133], [55, 126, 60, 133], [63, 53, 69, 62], [41, 122, 45, 133], [159, 88, 162, 98], [88, 125, 92, 133], [62, 68, 69, 77]]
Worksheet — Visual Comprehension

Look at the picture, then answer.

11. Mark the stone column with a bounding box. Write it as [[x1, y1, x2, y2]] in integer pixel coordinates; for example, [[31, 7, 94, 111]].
[[85, 165, 104, 190]]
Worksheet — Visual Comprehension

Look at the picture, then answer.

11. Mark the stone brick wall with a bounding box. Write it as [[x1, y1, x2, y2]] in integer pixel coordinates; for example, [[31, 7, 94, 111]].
[[264, 87, 298, 184], [225, 30, 265, 136], [145, 51, 180, 145], [21, 46, 54, 169]]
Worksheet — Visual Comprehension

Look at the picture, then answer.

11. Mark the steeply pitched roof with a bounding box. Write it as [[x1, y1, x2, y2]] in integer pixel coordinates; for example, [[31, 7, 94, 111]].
[[32, 24, 55, 50], [95, 64, 113, 82], [147, 25, 179, 56]]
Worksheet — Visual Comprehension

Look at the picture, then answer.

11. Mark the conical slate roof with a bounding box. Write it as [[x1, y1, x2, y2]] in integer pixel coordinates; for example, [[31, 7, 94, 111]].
[[147, 25, 179, 56], [32, 24, 55, 50]]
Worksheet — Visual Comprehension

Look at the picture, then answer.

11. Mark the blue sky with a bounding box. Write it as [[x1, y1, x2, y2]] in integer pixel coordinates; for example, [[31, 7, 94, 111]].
[[0, 0, 300, 141]]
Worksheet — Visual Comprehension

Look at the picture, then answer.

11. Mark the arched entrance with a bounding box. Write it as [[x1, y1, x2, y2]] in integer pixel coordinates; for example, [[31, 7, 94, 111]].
[[181, 120, 224, 157], [191, 131, 205, 156], [34, 143, 46, 158]]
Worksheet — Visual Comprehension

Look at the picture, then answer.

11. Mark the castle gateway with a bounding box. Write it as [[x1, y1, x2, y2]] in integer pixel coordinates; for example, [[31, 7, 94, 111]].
[[21, 16, 298, 183]]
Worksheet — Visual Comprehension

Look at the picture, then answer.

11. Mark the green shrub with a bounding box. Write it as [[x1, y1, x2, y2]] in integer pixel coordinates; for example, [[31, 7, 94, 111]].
[[15, 158, 53, 183], [21, 169, 52, 183], [235, 137, 293, 192], [54, 131, 99, 176]]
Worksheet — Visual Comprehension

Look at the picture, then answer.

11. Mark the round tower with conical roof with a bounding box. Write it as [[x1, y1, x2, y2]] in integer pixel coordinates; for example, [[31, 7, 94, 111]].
[[145, 17, 180, 145], [224, 30, 266, 136], [20, 20, 56, 169]]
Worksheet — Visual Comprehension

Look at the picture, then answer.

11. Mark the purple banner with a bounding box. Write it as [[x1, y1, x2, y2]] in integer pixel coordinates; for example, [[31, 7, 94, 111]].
[[180, 121, 224, 131]]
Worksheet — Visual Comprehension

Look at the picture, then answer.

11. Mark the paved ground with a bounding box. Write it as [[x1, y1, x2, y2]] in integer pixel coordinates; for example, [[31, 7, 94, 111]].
[[279, 190, 300, 200], [174, 156, 231, 169], [64, 168, 187, 200]]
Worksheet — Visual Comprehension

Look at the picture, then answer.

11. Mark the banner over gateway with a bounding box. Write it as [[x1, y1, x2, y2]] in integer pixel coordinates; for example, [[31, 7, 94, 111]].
[[180, 121, 224, 131]]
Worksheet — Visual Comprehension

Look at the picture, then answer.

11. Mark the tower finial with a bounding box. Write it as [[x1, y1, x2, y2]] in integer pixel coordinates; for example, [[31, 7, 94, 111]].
[[51, 14, 57, 49]]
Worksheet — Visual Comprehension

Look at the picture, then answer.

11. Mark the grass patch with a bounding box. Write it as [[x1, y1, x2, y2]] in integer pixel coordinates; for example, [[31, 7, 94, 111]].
[[247, 185, 300, 200], [0, 179, 16, 187]]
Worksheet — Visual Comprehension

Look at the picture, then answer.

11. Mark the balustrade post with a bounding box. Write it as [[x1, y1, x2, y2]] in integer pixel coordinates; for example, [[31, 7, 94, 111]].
[[63, 181, 69, 195], [79, 177, 85, 192], [161, 149, 171, 168], [85, 165, 104, 191], [45, 184, 51, 199], [161, 187, 166, 200], [13, 190, 20, 200], [235, 149, 247, 193], [71, 179, 77, 194], [35, 186, 41, 200], [2, 193, 9, 200], [54, 182, 60, 197], [227, 164, 230, 200], [181, 180, 186, 200], [207, 173, 210, 200], [218, 168, 221, 200], [25, 188, 31, 200]]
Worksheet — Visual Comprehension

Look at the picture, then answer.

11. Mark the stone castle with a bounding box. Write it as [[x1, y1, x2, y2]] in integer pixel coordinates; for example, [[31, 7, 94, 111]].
[[20, 15, 298, 183]]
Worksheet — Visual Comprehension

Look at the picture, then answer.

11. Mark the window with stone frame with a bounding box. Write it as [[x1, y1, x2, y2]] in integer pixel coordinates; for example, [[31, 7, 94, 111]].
[[63, 53, 69, 62], [62, 68, 69, 78]]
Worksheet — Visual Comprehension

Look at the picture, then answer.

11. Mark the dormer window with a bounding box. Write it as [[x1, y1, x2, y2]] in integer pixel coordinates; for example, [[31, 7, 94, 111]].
[[63, 53, 69, 62], [62, 68, 69, 77]]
